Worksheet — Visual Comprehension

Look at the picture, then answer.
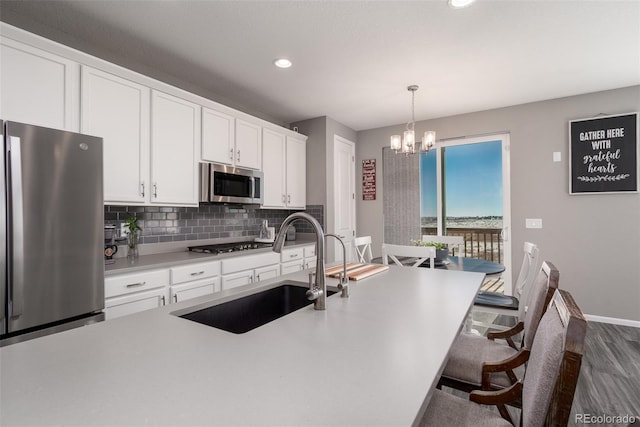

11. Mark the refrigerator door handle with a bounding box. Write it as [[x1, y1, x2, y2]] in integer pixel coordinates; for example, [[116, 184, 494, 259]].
[[0, 124, 5, 328], [7, 136, 24, 318]]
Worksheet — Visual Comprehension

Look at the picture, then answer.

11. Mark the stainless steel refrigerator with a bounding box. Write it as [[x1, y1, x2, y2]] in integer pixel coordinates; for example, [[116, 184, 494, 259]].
[[1, 120, 105, 346]]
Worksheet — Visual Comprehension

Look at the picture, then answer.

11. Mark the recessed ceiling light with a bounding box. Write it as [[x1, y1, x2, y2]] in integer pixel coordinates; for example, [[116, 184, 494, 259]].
[[448, 0, 476, 8], [274, 58, 292, 69]]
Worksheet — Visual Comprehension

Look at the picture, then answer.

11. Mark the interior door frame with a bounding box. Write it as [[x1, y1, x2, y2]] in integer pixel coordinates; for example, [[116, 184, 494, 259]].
[[434, 133, 512, 294], [331, 134, 356, 263]]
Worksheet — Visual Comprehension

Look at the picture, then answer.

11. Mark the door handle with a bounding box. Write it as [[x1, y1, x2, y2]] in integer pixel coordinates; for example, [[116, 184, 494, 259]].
[[140, 182, 145, 197], [7, 136, 24, 318]]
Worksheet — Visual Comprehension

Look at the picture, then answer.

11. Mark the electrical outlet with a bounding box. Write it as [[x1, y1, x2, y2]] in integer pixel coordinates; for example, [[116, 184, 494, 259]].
[[553, 152, 562, 162], [525, 218, 543, 229]]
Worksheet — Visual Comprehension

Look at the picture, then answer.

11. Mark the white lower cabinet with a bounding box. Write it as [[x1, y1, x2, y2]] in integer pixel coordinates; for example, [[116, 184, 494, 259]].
[[170, 278, 220, 304], [169, 260, 221, 304], [104, 269, 170, 320], [281, 244, 316, 275], [221, 252, 280, 291], [105, 288, 169, 320]]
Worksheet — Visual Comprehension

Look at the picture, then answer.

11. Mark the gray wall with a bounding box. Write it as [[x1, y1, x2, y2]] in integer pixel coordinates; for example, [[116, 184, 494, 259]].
[[356, 86, 640, 322]]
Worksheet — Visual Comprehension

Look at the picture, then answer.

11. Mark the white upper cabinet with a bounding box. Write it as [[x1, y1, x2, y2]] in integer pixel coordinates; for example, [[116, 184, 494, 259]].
[[0, 37, 78, 131], [261, 129, 306, 209], [286, 136, 307, 209], [81, 66, 150, 204], [201, 107, 235, 165], [262, 128, 286, 207], [202, 109, 261, 170], [235, 118, 262, 170], [151, 90, 200, 205]]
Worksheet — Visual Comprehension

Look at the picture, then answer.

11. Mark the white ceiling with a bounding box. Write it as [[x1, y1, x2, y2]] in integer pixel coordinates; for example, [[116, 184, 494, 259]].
[[2, 0, 639, 131]]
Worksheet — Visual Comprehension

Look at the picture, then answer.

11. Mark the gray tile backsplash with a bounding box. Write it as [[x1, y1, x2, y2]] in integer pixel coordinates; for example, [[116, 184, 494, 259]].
[[105, 204, 324, 245]]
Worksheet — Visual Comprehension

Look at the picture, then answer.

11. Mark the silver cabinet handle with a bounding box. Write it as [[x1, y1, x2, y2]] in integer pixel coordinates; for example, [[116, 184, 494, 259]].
[[289, 253, 298, 258], [140, 182, 145, 197], [153, 183, 158, 198], [282, 194, 286, 203], [126, 281, 146, 288], [288, 194, 291, 204], [237, 149, 241, 162], [229, 148, 234, 161], [190, 271, 205, 276], [161, 295, 166, 306], [173, 294, 178, 303], [256, 274, 260, 282]]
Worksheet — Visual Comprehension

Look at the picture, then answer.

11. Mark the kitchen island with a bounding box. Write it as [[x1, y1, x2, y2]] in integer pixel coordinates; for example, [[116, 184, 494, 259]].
[[0, 265, 483, 426]]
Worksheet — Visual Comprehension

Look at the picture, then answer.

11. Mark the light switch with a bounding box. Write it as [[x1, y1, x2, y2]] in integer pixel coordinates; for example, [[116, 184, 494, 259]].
[[526, 218, 543, 229], [553, 152, 562, 162]]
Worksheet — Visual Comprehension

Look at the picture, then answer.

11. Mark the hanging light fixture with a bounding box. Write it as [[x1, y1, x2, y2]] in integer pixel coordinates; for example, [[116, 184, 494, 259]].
[[390, 85, 436, 154]]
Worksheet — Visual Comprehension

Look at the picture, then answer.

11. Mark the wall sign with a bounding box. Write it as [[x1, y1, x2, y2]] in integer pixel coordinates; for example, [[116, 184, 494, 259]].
[[569, 112, 638, 194], [362, 159, 376, 200]]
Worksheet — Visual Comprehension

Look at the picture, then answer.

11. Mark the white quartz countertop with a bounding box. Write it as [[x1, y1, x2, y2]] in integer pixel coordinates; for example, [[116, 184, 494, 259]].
[[0, 266, 483, 426]]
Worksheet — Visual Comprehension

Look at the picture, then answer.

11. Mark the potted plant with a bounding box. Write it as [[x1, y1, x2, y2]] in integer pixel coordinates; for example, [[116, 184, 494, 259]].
[[411, 240, 449, 261], [123, 216, 142, 259]]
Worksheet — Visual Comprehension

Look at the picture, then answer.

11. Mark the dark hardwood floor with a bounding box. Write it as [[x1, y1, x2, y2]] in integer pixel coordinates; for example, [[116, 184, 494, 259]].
[[569, 321, 640, 427]]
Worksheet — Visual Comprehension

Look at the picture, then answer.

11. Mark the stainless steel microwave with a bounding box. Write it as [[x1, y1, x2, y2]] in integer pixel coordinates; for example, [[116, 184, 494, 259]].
[[199, 163, 263, 205]]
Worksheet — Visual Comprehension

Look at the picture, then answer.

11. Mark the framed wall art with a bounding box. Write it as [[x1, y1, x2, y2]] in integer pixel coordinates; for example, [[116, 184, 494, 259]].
[[569, 112, 638, 194]]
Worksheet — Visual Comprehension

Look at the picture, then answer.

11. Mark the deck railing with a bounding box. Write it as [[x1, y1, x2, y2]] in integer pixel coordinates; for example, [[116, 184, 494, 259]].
[[421, 227, 503, 263]]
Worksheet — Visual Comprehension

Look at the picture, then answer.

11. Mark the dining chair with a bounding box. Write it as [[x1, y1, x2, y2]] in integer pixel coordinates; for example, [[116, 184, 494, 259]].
[[353, 235, 373, 263], [381, 243, 436, 268], [472, 241, 540, 331], [421, 234, 465, 256], [439, 261, 559, 393], [422, 289, 586, 427]]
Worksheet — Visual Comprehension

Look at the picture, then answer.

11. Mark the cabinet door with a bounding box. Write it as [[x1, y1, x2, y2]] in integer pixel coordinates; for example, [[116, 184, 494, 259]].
[[0, 38, 78, 131], [170, 277, 220, 304], [151, 90, 200, 205], [286, 136, 306, 208], [255, 264, 280, 283], [202, 107, 234, 165], [261, 128, 286, 207], [81, 66, 150, 204], [221, 271, 254, 290], [104, 287, 168, 320], [235, 118, 261, 169], [281, 260, 304, 276]]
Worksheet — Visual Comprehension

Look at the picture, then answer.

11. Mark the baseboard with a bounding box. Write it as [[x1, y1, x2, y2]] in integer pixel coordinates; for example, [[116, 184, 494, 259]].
[[584, 314, 640, 328]]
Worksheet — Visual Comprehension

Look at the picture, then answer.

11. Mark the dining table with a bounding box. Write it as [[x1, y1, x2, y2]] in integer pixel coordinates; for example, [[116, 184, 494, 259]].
[[372, 255, 505, 275]]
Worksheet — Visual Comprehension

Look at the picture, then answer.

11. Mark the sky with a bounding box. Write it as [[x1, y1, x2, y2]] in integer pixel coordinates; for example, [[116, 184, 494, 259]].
[[420, 140, 503, 217]]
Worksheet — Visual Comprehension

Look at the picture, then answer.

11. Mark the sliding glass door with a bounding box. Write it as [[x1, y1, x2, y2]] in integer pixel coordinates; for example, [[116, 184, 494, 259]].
[[420, 134, 512, 293]]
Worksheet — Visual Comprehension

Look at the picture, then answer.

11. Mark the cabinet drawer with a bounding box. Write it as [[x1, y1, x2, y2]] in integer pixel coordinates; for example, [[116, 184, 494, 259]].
[[222, 252, 280, 275], [280, 247, 304, 263], [105, 269, 169, 298], [171, 261, 221, 285], [303, 244, 316, 258]]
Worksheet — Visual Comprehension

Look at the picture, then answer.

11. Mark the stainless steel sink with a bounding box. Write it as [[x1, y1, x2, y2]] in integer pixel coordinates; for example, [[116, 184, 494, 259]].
[[177, 281, 337, 334]]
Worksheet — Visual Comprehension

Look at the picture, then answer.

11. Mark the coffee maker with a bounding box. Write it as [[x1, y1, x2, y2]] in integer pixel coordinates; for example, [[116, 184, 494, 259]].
[[104, 224, 118, 264]]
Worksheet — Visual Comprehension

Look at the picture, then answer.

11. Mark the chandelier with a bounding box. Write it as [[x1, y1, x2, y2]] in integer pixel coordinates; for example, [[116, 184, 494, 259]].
[[390, 85, 436, 154]]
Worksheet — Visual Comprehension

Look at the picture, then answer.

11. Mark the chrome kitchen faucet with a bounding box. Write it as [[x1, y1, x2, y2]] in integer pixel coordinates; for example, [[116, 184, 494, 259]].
[[273, 212, 327, 310]]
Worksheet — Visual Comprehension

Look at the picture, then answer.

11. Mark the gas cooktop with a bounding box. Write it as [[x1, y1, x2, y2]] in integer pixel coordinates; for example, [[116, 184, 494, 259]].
[[188, 241, 273, 255]]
